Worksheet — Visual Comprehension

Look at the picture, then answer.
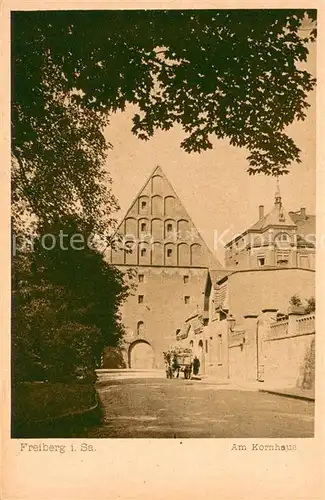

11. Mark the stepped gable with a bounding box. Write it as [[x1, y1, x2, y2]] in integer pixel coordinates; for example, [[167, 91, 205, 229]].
[[108, 165, 222, 268]]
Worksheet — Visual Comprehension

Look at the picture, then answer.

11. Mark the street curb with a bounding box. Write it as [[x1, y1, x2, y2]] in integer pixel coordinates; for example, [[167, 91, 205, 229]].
[[259, 389, 315, 402]]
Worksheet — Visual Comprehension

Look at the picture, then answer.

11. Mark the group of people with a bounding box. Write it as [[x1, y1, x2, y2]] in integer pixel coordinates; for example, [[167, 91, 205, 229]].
[[165, 353, 201, 379]]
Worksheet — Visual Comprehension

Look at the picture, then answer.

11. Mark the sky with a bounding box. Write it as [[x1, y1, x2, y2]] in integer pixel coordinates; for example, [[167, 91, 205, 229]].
[[103, 38, 316, 265]]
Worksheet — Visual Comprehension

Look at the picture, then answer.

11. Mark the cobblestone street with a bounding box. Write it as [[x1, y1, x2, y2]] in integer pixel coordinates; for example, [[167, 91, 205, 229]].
[[85, 378, 314, 438]]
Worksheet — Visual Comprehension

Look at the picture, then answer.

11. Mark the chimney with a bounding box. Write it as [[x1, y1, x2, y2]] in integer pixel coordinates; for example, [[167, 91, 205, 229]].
[[259, 205, 264, 220], [300, 207, 306, 219]]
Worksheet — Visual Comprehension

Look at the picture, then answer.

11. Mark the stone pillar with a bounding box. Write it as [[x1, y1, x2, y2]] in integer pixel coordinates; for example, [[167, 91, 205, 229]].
[[243, 314, 258, 381], [258, 309, 278, 382], [260, 309, 278, 336], [288, 306, 305, 336]]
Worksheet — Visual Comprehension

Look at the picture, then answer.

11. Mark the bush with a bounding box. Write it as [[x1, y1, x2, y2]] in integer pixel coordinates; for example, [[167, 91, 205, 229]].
[[289, 294, 302, 307], [12, 221, 131, 384], [102, 346, 127, 369], [305, 297, 315, 314], [12, 381, 98, 437]]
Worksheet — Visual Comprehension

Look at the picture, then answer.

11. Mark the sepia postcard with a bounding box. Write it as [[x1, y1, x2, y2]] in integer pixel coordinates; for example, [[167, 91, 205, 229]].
[[1, 1, 325, 499]]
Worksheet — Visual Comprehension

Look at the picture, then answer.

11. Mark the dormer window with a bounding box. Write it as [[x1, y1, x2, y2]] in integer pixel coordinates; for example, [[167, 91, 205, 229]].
[[276, 232, 291, 248]]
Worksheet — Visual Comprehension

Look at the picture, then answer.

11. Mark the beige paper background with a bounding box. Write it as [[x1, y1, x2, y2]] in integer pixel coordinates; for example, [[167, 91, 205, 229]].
[[1, 1, 325, 499]]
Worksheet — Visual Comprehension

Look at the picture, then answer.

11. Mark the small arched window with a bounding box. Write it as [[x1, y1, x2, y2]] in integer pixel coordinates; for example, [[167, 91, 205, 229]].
[[141, 248, 147, 257], [137, 321, 144, 336], [125, 242, 134, 254], [167, 248, 172, 257]]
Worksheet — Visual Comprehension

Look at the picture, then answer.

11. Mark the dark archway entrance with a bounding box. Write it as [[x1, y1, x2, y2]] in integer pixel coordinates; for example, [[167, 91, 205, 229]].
[[129, 340, 155, 369]]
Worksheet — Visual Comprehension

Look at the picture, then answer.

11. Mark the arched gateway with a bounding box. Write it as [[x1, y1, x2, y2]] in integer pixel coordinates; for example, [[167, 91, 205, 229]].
[[129, 340, 155, 369]]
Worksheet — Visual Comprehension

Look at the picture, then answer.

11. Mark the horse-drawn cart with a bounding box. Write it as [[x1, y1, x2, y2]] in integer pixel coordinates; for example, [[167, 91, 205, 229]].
[[163, 346, 193, 379]]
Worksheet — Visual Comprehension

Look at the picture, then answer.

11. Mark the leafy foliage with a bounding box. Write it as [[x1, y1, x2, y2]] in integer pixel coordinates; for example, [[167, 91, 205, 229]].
[[12, 10, 317, 225], [11, 10, 317, 381], [289, 294, 303, 307], [12, 218, 131, 382], [304, 296, 315, 314], [288, 294, 315, 313]]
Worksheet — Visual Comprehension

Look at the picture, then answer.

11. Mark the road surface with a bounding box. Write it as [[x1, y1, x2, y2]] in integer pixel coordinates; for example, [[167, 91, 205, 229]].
[[85, 378, 314, 438]]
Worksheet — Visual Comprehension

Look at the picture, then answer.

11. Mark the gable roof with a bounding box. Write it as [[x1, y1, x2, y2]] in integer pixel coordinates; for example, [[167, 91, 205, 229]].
[[107, 165, 223, 269]]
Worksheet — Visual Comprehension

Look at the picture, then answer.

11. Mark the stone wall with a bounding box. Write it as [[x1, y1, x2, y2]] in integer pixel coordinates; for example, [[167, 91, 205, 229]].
[[262, 313, 315, 389], [227, 268, 315, 321]]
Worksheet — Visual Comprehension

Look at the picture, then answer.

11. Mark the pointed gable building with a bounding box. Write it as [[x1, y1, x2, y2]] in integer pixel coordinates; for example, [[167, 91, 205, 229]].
[[107, 166, 219, 269], [105, 166, 223, 369]]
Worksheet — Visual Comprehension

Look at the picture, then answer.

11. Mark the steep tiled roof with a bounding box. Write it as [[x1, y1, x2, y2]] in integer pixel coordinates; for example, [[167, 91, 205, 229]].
[[290, 213, 315, 236], [249, 203, 296, 231], [226, 201, 315, 249], [107, 164, 223, 269]]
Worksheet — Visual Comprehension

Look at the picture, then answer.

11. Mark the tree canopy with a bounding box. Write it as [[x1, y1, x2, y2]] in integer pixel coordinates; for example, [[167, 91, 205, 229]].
[[12, 9, 316, 230]]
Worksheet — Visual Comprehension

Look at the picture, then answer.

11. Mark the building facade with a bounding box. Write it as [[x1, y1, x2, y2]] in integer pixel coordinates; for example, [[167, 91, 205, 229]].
[[225, 182, 315, 271], [176, 266, 315, 382], [104, 169, 315, 382], [175, 181, 316, 385]]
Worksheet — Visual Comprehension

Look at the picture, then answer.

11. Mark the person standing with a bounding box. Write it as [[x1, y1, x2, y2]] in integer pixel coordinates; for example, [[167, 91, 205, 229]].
[[193, 356, 200, 376], [172, 353, 179, 378]]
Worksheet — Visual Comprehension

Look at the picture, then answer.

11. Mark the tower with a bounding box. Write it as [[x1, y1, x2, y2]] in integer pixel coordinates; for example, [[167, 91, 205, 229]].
[[105, 166, 222, 369], [275, 177, 282, 208]]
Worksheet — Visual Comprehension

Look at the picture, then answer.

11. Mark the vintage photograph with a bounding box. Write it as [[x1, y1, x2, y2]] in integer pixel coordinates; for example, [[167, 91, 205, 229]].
[[11, 9, 316, 439]]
